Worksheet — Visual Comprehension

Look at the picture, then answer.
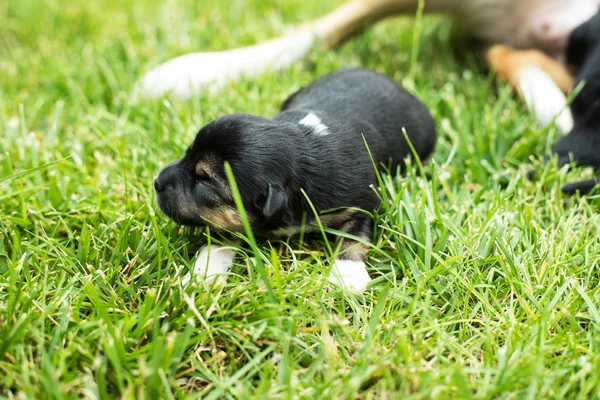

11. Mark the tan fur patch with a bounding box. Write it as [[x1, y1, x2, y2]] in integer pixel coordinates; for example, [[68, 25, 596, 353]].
[[195, 159, 215, 178], [200, 206, 245, 232], [337, 238, 369, 262], [335, 217, 370, 262], [487, 44, 574, 93], [270, 209, 363, 238], [314, 210, 372, 261], [179, 199, 244, 232], [318, 208, 356, 228]]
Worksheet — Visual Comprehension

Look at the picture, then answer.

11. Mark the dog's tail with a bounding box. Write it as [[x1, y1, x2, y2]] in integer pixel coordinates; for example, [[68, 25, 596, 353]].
[[134, 0, 423, 100]]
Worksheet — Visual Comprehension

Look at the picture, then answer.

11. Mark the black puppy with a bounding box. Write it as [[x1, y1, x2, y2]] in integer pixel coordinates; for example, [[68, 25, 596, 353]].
[[155, 67, 436, 291], [552, 13, 600, 194]]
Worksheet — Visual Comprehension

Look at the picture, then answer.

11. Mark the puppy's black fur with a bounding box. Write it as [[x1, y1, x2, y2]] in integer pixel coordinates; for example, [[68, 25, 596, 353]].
[[155, 68, 436, 275], [552, 13, 600, 194]]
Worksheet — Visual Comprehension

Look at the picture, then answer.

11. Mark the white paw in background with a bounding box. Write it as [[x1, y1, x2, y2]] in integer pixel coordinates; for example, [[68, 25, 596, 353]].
[[327, 259, 372, 292], [182, 244, 236, 286], [518, 66, 574, 134]]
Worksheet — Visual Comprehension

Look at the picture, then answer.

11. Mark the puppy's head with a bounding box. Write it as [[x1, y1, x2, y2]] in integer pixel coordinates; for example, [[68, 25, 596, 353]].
[[154, 113, 298, 231]]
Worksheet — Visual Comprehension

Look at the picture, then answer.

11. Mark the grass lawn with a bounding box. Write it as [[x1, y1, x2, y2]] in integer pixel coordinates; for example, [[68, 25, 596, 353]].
[[1, 0, 600, 398]]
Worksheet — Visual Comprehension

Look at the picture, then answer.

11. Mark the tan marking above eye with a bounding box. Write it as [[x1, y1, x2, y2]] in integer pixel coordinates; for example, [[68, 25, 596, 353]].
[[195, 162, 212, 179]]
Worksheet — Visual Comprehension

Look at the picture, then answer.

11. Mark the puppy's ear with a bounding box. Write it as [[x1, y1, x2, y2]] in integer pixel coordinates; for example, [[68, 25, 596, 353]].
[[262, 183, 287, 219]]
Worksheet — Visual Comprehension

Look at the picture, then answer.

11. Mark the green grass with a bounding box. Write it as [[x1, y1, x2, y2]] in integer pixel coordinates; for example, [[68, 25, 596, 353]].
[[1, 0, 600, 398]]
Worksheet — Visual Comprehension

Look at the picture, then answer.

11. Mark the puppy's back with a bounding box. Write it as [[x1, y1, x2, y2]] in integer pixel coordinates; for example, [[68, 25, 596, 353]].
[[281, 68, 436, 167]]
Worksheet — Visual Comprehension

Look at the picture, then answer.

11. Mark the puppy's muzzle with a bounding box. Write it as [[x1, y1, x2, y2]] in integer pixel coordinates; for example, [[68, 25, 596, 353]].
[[154, 177, 165, 192], [154, 161, 211, 226], [154, 162, 180, 193], [154, 162, 184, 220]]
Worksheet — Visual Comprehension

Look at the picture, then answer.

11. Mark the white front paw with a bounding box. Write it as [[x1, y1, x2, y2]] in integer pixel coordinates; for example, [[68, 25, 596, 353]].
[[327, 259, 371, 292], [182, 244, 235, 286]]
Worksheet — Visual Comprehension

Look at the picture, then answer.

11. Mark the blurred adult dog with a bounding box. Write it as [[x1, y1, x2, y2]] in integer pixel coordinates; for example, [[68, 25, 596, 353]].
[[137, 0, 598, 100], [489, 11, 600, 193], [552, 13, 600, 194], [154, 68, 436, 291], [138, 0, 600, 192]]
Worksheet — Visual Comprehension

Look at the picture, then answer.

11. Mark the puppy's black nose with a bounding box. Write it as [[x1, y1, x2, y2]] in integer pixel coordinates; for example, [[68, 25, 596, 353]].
[[154, 178, 164, 193]]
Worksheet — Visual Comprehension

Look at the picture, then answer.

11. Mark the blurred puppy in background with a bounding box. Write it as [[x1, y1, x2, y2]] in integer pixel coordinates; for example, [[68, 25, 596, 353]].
[[552, 13, 600, 194]]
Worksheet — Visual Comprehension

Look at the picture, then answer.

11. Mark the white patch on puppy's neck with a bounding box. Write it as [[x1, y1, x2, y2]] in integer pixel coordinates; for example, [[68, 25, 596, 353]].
[[299, 112, 330, 136]]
